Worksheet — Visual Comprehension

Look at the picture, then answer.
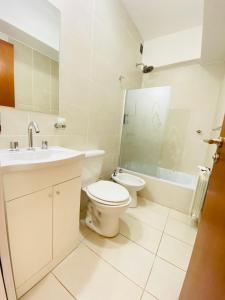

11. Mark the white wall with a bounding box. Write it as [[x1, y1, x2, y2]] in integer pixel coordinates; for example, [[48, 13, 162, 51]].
[[0, 0, 60, 50], [142, 62, 225, 174], [0, 0, 142, 178], [211, 75, 225, 134], [204, 74, 225, 167], [201, 0, 225, 64], [143, 26, 202, 68], [51, 0, 142, 176]]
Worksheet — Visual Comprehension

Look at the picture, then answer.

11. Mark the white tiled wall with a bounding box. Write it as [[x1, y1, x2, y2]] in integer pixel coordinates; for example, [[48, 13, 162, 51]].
[[205, 73, 225, 168], [0, 0, 142, 177], [142, 62, 225, 174], [55, 0, 142, 176], [0, 107, 59, 149]]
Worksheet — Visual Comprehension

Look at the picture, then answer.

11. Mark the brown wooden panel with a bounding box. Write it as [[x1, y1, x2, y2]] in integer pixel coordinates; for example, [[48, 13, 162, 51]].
[[0, 39, 15, 107], [180, 115, 225, 300]]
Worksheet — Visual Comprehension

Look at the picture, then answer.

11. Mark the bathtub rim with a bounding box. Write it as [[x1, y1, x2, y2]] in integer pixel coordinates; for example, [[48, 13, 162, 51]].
[[121, 168, 197, 191]]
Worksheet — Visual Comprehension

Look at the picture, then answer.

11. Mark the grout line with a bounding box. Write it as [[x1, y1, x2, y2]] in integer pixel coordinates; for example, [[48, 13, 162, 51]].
[[156, 255, 188, 273], [139, 205, 171, 299], [124, 211, 164, 233], [78, 206, 168, 300], [158, 208, 193, 273], [81, 218, 159, 256], [119, 232, 157, 256], [82, 219, 158, 256], [140, 217, 166, 300], [141, 290, 159, 300], [78, 202, 192, 299], [163, 207, 170, 232], [155, 206, 170, 256], [52, 273, 77, 299], [80, 219, 162, 256], [139, 254, 157, 300], [125, 212, 165, 232], [83, 242, 145, 290], [163, 231, 196, 247]]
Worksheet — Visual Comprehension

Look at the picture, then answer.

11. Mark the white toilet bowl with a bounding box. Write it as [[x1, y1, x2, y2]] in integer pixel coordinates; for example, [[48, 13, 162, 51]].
[[84, 180, 131, 237], [112, 172, 145, 207]]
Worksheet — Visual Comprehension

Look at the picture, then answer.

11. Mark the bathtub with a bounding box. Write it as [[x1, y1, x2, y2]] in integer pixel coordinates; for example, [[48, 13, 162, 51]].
[[122, 167, 197, 214]]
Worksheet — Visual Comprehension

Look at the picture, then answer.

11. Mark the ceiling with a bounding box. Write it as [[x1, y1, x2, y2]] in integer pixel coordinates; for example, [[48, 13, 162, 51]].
[[122, 0, 204, 41]]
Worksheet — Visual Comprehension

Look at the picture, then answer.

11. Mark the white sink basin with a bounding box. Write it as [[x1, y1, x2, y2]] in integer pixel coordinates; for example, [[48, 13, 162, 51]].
[[0, 147, 84, 172]]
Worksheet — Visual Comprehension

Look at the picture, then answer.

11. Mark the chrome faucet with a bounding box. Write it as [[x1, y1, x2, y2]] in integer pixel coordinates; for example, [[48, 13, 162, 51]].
[[28, 121, 40, 150], [113, 168, 123, 176]]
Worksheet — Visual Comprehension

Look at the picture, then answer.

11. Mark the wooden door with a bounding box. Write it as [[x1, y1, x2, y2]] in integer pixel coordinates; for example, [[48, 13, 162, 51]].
[[53, 178, 81, 259], [0, 39, 15, 107], [180, 116, 225, 299]]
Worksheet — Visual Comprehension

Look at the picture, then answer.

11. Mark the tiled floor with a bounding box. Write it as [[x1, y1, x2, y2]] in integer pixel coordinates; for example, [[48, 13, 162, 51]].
[[20, 198, 197, 300]]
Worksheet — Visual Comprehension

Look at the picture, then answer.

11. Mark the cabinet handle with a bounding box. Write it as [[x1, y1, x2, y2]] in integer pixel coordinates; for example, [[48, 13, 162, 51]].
[[56, 191, 60, 195]]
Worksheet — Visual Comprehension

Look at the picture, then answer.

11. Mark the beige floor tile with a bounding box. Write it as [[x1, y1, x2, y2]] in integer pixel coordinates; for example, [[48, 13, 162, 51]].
[[79, 220, 92, 241], [53, 244, 142, 300], [83, 231, 155, 287], [20, 274, 74, 300], [127, 206, 168, 231], [157, 234, 193, 271], [141, 291, 157, 300], [120, 214, 162, 253], [165, 218, 197, 245], [139, 198, 170, 217], [169, 209, 195, 226], [146, 257, 185, 300]]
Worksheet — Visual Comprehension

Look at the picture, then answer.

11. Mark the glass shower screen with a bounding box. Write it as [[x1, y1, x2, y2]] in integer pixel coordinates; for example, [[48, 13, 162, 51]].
[[120, 86, 171, 176]]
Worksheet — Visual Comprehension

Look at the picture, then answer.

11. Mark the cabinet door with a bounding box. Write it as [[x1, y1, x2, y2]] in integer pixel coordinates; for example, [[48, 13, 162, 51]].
[[53, 178, 81, 258], [6, 188, 52, 288]]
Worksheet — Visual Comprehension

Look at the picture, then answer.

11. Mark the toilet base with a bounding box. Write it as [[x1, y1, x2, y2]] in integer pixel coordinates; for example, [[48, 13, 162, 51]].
[[85, 215, 103, 236], [85, 201, 120, 237]]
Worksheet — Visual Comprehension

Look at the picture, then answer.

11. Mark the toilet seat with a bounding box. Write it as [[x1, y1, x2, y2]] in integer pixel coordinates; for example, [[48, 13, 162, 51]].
[[86, 180, 130, 206]]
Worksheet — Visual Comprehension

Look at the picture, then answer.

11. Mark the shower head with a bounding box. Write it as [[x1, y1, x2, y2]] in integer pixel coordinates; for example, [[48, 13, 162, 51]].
[[136, 63, 154, 74]]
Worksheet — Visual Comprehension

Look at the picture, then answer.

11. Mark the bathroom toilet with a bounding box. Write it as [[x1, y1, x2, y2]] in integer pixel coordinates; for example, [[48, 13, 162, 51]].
[[112, 171, 145, 208], [82, 150, 131, 237]]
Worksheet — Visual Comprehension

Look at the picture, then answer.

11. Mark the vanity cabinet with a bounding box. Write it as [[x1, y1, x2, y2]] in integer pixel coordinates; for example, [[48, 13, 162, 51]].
[[6, 188, 53, 288], [53, 178, 81, 259], [3, 156, 83, 298]]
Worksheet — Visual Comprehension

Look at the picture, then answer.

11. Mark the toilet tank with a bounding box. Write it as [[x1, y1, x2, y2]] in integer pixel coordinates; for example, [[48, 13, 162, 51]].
[[81, 150, 105, 187]]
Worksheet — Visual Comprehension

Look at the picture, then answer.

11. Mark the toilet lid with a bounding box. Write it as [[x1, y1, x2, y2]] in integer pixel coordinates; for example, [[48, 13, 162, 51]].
[[87, 180, 129, 204]]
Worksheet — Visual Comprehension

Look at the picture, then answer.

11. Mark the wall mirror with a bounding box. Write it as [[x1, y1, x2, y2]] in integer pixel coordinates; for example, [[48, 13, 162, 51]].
[[0, 0, 60, 114]]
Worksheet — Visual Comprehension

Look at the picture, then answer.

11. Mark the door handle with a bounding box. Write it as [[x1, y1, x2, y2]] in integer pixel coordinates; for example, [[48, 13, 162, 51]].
[[203, 137, 224, 163], [203, 138, 224, 147]]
